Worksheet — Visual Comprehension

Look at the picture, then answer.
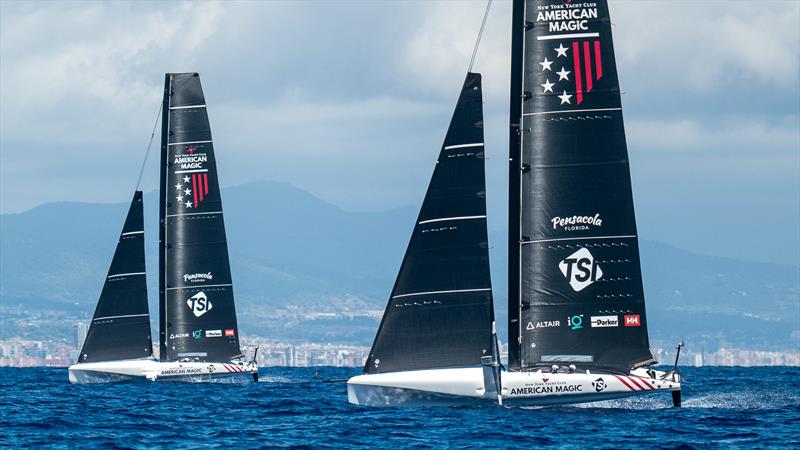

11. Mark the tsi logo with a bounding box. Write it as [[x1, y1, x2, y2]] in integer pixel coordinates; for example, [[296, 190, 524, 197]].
[[186, 291, 213, 317], [559, 247, 603, 292], [592, 378, 607, 392]]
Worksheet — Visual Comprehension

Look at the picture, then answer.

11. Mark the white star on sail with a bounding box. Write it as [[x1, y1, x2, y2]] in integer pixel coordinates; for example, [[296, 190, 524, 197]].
[[555, 43, 568, 58], [557, 67, 571, 81], [541, 79, 555, 93], [176, 195, 183, 202], [539, 57, 553, 71], [558, 91, 572, 104], [175, 183, 182, 190], [185, 201, 192, 208], [185, 188, 191, 195], [183, 176, 191, 183]]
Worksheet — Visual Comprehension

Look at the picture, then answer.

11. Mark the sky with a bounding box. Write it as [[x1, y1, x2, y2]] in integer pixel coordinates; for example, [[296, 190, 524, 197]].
[[1, 0, 798, 266]]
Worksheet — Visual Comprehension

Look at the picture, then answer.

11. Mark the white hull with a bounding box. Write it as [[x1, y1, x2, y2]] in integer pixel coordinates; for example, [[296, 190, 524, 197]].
[[347, 367, 680, 407], [68, 359, 258, 384]]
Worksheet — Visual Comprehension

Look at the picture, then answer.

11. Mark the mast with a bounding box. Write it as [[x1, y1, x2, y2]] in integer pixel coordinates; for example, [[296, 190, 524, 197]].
[[507, 0, 526, 372], [364, 73, 494, 374], [515, 0, 655, 373], [159, 73, 242, 362], [79, 191, 152, 363], [158, 75, 170, 361]]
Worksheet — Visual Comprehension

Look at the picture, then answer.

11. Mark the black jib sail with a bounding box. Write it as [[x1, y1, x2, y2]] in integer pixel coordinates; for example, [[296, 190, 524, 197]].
[[158, 73, 241, 362], [365, 73, 494, 374], [508, 0, 656, 372], [79, 191, 152, 363]]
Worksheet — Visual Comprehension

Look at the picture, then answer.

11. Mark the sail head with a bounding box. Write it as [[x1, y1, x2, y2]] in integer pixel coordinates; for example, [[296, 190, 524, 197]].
[[79, 191, 152, 363], [365, 73, 494, 374]]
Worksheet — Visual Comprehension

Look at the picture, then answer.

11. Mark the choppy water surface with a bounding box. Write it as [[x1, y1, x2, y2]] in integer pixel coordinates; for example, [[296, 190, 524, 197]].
[[1, 366, 798, 448]]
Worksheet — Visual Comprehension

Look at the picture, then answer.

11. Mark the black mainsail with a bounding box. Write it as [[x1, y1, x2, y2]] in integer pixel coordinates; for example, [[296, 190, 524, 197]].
[[509, 0, 655, 372], [79, 191, 152, 363], [365, 73, 494, 374], [159, 73, 241, 362]]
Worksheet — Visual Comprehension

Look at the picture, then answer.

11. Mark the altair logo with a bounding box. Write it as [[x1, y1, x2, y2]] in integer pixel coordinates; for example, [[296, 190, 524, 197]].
[[559, 247, 603, 292], [186, 291, 212, 317]]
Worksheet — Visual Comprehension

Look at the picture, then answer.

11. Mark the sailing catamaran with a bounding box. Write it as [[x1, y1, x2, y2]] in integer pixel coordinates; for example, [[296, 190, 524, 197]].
[[347, 0, 682, 406], [69, 73, 258, 383]]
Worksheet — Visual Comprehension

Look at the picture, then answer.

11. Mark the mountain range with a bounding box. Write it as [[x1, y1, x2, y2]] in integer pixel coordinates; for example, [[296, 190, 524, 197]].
[[1, 181, 798, 351]]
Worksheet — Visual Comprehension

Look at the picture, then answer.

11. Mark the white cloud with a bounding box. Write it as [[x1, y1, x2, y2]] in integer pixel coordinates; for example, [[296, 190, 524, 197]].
[[398, 1, 511, 102], [612, 1, 800, 91], [0, 1, 225, 141], [628, 116, 800, 156]]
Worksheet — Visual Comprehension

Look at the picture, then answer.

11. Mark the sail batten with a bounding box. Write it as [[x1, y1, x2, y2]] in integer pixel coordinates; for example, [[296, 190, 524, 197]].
[[158, 73, 241, 362], [79, 191, 152, 363], [510, 0, 653, 373], [364, 73, 494, 375]]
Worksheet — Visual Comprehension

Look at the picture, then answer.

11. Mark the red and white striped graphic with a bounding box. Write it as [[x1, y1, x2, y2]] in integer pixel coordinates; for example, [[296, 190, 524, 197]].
[[571, 40, 603, 104], [612, 375, 655, 391], [222, 363, 246, 373]]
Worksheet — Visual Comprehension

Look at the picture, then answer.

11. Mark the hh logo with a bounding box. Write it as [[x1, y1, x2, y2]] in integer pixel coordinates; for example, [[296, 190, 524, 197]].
[[224, 329, 235, 337], [558, 247, 603, 292], [186, 291, 212, 317], [624, 315, 641, 327]]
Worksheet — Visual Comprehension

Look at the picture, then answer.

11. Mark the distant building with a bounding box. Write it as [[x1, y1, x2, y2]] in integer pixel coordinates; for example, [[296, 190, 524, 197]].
[[75, 322, 89, 348]]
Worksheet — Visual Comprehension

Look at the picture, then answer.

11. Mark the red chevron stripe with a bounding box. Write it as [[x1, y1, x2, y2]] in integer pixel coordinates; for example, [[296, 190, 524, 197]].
[[631, 377, 653, 391], [627, 376, 649, 390], [613, 374, 637, 391]]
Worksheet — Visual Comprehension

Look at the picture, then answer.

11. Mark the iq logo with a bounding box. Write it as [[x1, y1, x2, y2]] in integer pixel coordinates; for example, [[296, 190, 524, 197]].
[[568, 314, 584, 330], [558, 247, 603, 292], [192, 329, 202, 340], [186, 291, 212, 317]]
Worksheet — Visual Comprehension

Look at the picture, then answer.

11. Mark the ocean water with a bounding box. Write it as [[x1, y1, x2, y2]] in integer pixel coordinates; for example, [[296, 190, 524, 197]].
[[1, 366, 798, 448]]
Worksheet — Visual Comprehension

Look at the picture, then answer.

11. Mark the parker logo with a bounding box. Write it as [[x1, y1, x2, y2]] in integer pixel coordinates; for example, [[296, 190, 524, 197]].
[[205, 329, 222, 338], [550, 213, 603, 232], [186, 291, 212, 317], [224, 329, 235, 337], [624, 315, 641, 327], [590, 315, 618, 327], [183, 272, 213, 283], [559, 247, 603, 292]]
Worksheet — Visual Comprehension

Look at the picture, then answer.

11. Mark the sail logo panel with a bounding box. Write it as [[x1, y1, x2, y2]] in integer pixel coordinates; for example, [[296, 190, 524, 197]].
[[172, 143, 213, 209], [528, 1, 621, 112]]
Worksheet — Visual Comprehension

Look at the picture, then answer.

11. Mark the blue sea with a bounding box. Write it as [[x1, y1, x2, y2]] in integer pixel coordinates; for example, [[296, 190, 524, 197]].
[[1, 366, 798, 448]]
